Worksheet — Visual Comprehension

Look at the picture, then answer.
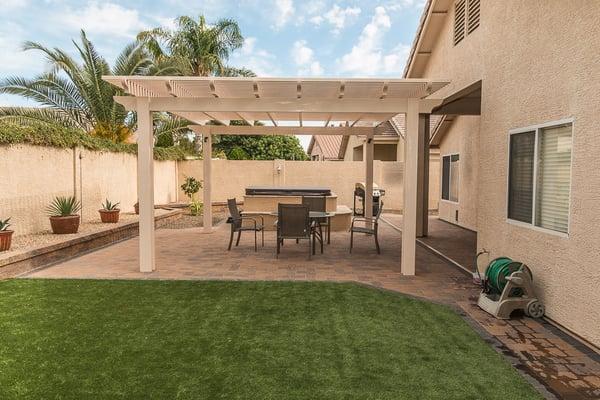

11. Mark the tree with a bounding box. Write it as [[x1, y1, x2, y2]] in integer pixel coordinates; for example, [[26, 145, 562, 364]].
[[214, 135, 308, 160], [0, 30, 187, 143], [137, 15, 245, 76]]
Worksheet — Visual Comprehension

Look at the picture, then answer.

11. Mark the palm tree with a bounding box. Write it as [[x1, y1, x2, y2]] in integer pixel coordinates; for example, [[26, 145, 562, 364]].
[[0, 30, 188, 143], [137, 15, 246, 76]]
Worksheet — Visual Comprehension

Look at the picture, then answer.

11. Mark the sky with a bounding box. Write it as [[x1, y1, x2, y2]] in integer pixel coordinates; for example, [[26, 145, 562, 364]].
[[0, 0, 426, 148]]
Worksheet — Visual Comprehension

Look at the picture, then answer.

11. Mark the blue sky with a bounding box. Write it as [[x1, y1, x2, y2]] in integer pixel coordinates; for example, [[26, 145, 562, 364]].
[[0, 0, 426, 147]]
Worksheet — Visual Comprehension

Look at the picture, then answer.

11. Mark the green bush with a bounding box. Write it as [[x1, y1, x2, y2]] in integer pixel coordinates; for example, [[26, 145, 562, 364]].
[[0, 122, 190, 161]]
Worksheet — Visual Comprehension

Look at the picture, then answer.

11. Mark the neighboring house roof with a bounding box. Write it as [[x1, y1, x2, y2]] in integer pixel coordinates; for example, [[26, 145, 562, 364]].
[[337, 120, 401, 159], [307, 135, 343, 160]]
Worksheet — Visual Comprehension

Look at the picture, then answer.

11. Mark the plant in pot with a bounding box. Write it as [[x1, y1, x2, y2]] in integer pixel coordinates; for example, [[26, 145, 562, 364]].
[[47, 196, 81, 234], [180, 176, 203, 216], [134, 201, 139, 215], [99, 199, 121, 223], [0, 218, 13, 252]]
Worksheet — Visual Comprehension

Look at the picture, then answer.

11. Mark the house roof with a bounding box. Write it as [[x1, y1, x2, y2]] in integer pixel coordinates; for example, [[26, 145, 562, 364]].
[[307, 135, 343, 159], [403, 0, 453, 79]]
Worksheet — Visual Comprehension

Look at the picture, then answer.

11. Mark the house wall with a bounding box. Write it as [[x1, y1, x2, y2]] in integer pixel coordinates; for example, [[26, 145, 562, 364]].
[[0, 144, 178, 236], [374, 144, 398, 161], [437, 116, 479, 231], [415, 0, 600, 346]]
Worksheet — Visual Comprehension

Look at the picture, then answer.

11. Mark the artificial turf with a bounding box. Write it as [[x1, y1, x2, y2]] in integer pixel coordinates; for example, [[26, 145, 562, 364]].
[[0, 279, 542, 399]]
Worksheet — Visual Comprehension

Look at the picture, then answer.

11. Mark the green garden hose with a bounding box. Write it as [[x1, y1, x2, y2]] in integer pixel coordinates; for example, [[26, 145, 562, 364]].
[[484, 257, 527, 295]]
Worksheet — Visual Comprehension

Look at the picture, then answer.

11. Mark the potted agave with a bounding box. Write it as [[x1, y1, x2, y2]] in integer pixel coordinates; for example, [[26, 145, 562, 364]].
[[99, 199, 120, 223], [47, 196, 81, 234], [0, 218, 13, 252]]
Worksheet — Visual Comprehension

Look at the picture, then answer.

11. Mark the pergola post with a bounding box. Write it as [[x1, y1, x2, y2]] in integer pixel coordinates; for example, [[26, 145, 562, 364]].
[[202, 133, 212, 232], [365, 132, 375, 223], [416, 114, 430, 237], [402, 99, 420, 275], [136, 98, 155, 273]]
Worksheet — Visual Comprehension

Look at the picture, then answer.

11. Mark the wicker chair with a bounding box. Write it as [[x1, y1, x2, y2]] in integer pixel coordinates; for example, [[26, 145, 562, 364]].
[[276, 203, 313, 259], [227, 198, 264, 251], [302, 195, 329, 249], [350, 201, 384, 254]]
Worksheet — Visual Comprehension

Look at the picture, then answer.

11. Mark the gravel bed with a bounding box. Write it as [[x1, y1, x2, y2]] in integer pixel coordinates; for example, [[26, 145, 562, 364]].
[[159, 212, 226, 229]]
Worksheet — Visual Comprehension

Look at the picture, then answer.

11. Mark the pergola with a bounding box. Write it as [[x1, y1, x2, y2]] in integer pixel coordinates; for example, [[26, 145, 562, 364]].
[[103, 76, 449, 276]]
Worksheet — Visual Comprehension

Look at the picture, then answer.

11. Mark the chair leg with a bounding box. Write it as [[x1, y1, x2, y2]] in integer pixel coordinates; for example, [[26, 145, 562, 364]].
[[312, 231, 316, 255], [276, 238, 280, 258], [228, 228, 234, 251], [261, 229, 264, 247], [327, 218, 331, 244], [236, 230, 241, 246], [308, 237, 312, 260], [254, 229, 257, 252], [349, 229, 353, 253], [375, 231, 381, 254], [319, 225, 323, 254]]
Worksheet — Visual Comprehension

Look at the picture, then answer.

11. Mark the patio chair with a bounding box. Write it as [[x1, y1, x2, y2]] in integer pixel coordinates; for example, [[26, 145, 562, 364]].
[[350, 201, 384, 254], [276, 203, 313, 259], [227, 198, 264, 252], [302, 195, 329, 248]]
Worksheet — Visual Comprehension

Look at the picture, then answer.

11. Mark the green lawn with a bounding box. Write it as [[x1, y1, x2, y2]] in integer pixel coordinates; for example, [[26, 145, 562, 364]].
[[0, 279, 541, 400]]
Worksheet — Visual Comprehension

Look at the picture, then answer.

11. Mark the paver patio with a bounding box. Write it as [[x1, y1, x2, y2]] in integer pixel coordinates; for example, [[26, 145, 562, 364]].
[[24, 216, 600, 399]]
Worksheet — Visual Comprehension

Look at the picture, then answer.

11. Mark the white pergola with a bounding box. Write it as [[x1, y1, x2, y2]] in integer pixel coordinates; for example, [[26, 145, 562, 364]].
[[103, 76, 449, 276]]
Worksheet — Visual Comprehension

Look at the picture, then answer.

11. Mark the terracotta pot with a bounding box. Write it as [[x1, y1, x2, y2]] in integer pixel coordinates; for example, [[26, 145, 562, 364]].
[[49, 215, 80, 234], [134, 203, 139, 215], [0, 230, 13, 252], [99, 209, 120, 223]]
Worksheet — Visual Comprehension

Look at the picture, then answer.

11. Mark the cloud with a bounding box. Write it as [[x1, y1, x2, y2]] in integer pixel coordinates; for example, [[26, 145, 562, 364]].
[[292, 40, 323, 76], [272, 0, 295, 29], [4, 0, 27, 10], [61, 2, 147, 38], [386, 0, 427, 11], [317, 5, 362, 33], [0, 21, 40, 75], [231, 37, 280, 76], [337, 6, 409, 76]]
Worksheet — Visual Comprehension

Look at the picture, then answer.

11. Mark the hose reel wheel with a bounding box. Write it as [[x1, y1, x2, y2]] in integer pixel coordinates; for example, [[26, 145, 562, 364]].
[[525, 300, 545, 318]]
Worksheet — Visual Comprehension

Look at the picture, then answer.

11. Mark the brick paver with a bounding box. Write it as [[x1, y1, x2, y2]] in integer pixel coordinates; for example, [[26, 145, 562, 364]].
[[25, 217, 600, 399]]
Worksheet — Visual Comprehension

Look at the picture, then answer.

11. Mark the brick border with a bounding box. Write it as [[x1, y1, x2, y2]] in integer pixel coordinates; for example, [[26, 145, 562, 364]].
[[0, 210, 182, 279]]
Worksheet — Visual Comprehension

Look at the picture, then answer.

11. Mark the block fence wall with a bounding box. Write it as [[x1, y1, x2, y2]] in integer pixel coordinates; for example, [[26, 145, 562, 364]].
[[1, 144, 440, 236]]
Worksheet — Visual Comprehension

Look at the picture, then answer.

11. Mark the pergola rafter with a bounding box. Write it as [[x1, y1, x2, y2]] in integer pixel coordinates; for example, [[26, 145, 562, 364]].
[[104, 76, 449, 276]]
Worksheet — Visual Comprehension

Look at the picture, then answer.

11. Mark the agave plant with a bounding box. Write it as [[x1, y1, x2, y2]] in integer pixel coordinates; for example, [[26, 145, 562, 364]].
[[0, 218, 11, 231], [101, 199, 120, 211], [47, 196, 81, 217]]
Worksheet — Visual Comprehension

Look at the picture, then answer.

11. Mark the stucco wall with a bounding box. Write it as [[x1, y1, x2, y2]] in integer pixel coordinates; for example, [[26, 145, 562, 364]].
[[0, 144, 178, 236], [178, 159, 440, 213], [437, 116, 479, 231], [415, 1, 600, 346]]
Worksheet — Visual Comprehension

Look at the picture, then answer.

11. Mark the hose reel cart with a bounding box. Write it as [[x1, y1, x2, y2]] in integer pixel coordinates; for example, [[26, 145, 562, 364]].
[[475, 254, 545, 319]]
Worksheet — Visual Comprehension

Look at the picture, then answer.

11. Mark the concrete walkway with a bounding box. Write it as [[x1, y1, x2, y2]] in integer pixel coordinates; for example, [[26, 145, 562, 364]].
[[24, 216, 600, 399]]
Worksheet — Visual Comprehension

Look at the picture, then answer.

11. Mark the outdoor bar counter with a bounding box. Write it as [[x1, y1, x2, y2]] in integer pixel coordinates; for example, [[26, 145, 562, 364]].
[[242, 186, 352, 231]]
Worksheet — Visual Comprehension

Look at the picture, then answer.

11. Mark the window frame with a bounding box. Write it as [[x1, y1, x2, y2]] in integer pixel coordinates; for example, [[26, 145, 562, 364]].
[[506, 117, 574, 237], [441, 152, 460, 204]]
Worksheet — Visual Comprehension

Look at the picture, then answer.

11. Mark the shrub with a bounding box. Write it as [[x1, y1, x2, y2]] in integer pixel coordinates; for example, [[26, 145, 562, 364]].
[[0, 218, 11, 231]]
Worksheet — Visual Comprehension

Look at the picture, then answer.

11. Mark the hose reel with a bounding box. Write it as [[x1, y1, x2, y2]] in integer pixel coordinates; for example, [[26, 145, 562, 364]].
[[476, 254, 544, 319]]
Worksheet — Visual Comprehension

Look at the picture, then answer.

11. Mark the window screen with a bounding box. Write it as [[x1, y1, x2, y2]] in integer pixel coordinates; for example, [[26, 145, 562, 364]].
[[508, 131, 535, 223], [442, 156, 450, 200], [535, 124, 572, 233]]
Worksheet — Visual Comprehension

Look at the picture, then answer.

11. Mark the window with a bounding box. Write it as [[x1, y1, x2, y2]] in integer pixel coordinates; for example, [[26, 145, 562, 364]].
[[442, 154, 460, 202], [454, 0, 479, 45], [508, 121, 573, 234]]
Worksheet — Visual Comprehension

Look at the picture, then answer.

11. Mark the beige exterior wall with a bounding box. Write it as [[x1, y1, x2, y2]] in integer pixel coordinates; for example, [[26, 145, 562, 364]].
[[415, 1, 600, 346], [0, 144, 178, 236], [178, 159, 440, 213], [437, 116, 479, 231]]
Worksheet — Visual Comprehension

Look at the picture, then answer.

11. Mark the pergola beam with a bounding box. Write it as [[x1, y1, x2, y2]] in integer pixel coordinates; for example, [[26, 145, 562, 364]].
[[189, 125, 376, 136], [114, 96, 441, 114]]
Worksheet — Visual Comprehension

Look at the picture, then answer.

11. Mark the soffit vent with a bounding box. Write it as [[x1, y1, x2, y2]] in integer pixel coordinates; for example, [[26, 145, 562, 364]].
[[454, 0, 466, 46], [467, 0, 480, 34]]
